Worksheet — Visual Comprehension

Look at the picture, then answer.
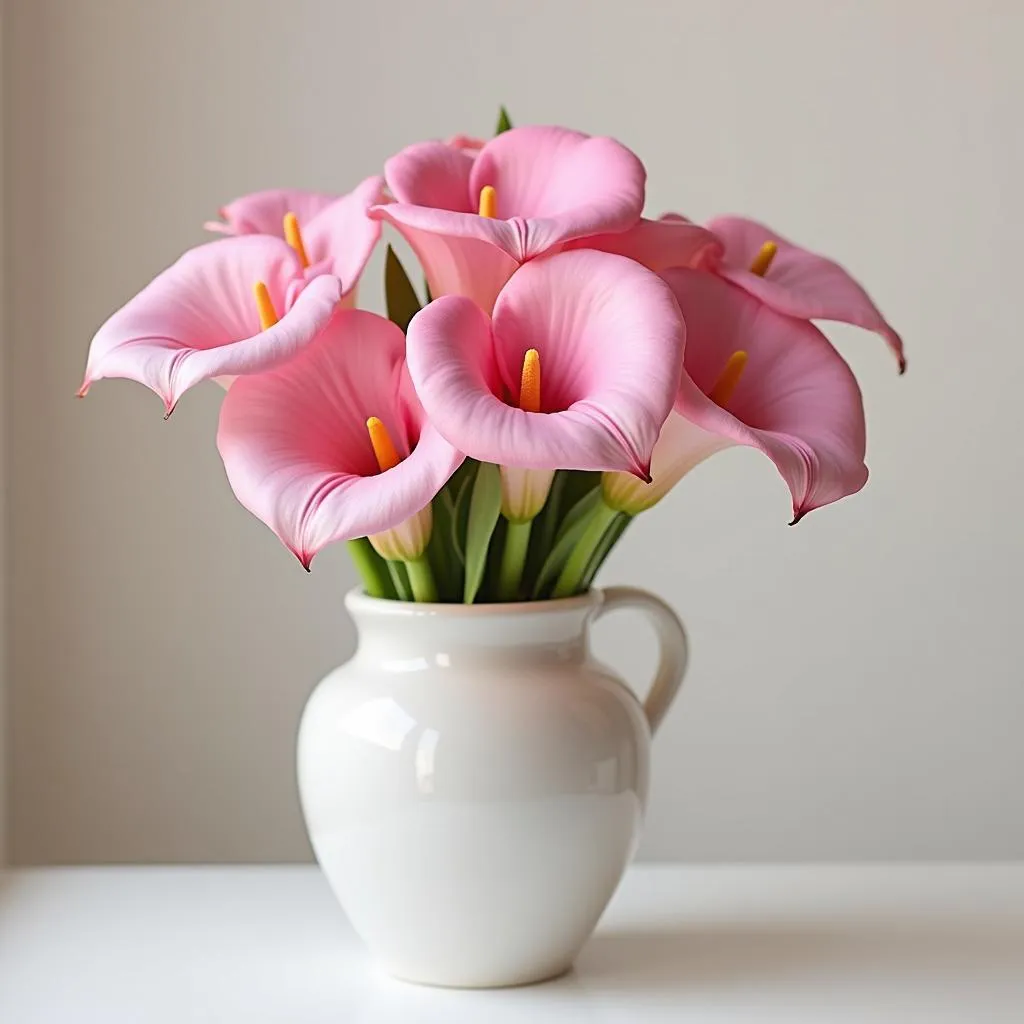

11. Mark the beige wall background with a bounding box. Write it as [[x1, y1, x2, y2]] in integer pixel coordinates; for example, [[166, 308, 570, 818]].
[[4, 0, 1022, 864], [0, 8, 6, 865]]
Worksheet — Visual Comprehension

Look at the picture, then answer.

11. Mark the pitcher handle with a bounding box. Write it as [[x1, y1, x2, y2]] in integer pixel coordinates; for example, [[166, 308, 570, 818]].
[[594, 586, 689, 735]]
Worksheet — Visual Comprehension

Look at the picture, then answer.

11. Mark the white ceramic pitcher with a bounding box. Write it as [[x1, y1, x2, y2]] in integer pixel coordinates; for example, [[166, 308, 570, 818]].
[[297, 586, 688, 988]]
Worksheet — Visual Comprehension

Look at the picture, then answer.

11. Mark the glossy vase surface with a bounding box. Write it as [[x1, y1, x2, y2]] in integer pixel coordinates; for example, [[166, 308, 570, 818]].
[[297, 586, 688, 988]]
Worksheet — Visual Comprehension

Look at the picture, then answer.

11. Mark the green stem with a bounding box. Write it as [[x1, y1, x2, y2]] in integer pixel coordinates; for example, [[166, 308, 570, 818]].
[[552, 499, 620, 598], [497, 518, 533, 602], [346, 539, 395, 599], [405, 557, 439, 603], [387, 560, 414, 602]]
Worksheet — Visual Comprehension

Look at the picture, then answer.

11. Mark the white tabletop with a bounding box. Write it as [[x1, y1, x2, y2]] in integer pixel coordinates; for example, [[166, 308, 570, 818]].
[[1, 864, 1022, 1022]]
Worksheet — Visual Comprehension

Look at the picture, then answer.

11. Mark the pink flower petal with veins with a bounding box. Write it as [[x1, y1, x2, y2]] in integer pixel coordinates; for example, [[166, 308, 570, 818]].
[[373, 126, 646, 312], [386, 140, 476, 210], [204, 189, 340, 236], [79, 236, 341, 413], [663, 269, 868, 521], [708, 215, 905, 372], [406, 250, 682, 476], [205, 178, 384, 308], [302, 175, 384, 297], [468, 126, 646, 254], [567, 216, 722, 272], [217, 310, 462, 568]]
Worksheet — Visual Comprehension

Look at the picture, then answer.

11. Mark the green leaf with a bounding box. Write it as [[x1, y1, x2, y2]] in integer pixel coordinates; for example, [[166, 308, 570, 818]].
[[559, 470, 600, 518], [423, 460, 479, 601], [384, 245, 422, 333], [463, 462, 502, 603], [555, 486, 601, 543], [524, 470, 567, 592], [426, 492, 458, 601], [532, 489, 602, 598], [446, 457, 478, 501], [448, 461, 478, 565], [579, 513, 630, 591], [481, 515, 511, 602], [533, 471, 567, 556], [495, 105, 513, 135], [551, 499, 619, 599], [387, 560, 414, 602]]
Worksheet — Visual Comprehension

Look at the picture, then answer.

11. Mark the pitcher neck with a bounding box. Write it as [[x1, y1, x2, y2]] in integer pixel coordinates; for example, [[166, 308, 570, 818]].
[[344, 589, 602, 665]]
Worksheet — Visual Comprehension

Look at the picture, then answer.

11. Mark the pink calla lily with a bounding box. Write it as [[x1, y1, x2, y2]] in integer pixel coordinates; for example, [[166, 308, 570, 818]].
[[405, 249, 683, 476], [204, 188, 341, 236], [446, 133, 487, 157], [707, 215, 906, 372], [372, 126, 646, 312], [79, 236, 342, 414], [217, 309, 463, 569], [205, 176, 385, 302], [606, 269, 868, 522], [567, 213, 721, 272]]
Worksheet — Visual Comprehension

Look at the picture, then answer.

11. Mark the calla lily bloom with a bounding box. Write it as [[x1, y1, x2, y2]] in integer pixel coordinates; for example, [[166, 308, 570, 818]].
[[567, 213, 721, 273], [78, 235, 343, 414], [372, 126, 646, 312], [603, 269, 868, 523], [405, 249, 683, 477], [217, 309, 463, 570], [446, 133, 487, 157], [204, 188, 340, 236], [707, 215, 906, 372], [205, 176, 385, 303]]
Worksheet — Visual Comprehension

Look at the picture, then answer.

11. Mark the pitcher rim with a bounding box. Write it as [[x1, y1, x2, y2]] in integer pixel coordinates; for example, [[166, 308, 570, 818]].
[[344, 587, 602, 618]]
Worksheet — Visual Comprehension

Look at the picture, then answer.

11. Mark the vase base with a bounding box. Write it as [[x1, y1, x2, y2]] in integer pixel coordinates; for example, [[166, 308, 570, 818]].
[[384, 960, 575, 990]]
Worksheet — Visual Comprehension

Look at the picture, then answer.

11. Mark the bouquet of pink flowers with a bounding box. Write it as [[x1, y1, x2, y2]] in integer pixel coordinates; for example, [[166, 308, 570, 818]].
[[80, 109, 903, 604]]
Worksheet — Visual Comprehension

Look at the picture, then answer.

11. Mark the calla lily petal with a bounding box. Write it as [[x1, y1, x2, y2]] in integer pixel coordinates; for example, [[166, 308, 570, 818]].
[[709, 215, 905, 372], [385, 140, 475, 211], [372, 205, 519, 314], [567, 216, 722, 272], [603, 410, 733, 514], [370, 201, 532, 262], [303, 175, 385, 299], [217, 310, 462, 568], [468, 126, 646, 255], [446, 133, 487, 157], [663, 268, 868, 521], [80, 236, 342, 412], [204, 188, 340, 236], [406, 250, 683, 475], [374, 126, 646, 311], [372, 140, 520, 311]]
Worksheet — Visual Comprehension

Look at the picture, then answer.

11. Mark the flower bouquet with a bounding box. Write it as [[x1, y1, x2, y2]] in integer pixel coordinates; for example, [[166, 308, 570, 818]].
[[79, 109, 903, 987]]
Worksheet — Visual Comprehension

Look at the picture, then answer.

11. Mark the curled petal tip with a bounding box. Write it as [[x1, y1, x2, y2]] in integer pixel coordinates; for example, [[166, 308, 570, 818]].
[[789, 508, 808, 526], [883, 327, 906, 374], [631, 462, 653, 485], [75, 381, 90, 399]]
